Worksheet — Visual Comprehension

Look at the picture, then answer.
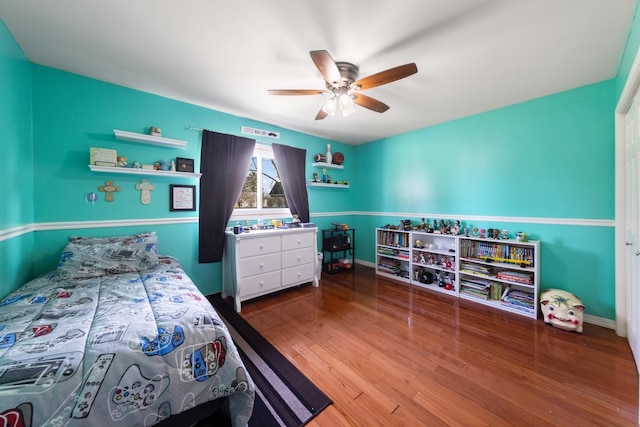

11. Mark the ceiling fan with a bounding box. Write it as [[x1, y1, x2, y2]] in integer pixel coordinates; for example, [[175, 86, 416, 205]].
[[268, 50, 418, 120]]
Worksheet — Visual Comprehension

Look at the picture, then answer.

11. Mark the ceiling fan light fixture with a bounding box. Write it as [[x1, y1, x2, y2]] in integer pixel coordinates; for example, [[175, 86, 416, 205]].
[[322, 96, 337, 116], [339, 93, 355, 117]]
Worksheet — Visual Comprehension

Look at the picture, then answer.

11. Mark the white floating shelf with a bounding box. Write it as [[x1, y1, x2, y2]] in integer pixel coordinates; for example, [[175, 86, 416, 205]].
[[113, 129, 188, 148], [312, 162, 344, 169], [89, 165, 201, 179], [307, 181, 349, 188]]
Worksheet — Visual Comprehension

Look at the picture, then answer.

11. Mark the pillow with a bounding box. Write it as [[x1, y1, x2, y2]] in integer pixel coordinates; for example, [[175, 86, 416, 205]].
[[55, 233, 159, 280], [68, 231, 157, 245]]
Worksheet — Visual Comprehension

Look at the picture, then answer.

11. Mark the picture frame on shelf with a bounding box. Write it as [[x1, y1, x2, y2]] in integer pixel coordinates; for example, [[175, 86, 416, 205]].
[[169, 184, 196, 211], [176, 157, 194, 173], [90, 147, 117, 167]]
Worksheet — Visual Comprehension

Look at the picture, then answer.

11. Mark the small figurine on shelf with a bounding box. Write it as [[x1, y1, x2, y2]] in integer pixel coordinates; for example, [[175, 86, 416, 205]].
[[479, 228, 486, 238], [492, 228, 500, 239], [427, 254, 435, 265], [464, 227, 470, 237], [415, 239, 423, 248], [292, 213, 301, 223], [419, 218, 427, 231], [313, 172, 319, 182], [419, 253, 426, 264], [444, 274, 454, 291], [502, 229, 509, 240], [451, 220, 460, 236], [132, 161, 142, 169], [150, 126, 162, 137], [439, 220, 447, 234], [171, 160, 176, 172], [117, 156, 128, 167], [472, 227, 479, 237]]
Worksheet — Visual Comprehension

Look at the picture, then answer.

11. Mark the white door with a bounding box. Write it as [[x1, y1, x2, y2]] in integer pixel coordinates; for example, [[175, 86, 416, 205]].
[[625, 94, 640, 367]]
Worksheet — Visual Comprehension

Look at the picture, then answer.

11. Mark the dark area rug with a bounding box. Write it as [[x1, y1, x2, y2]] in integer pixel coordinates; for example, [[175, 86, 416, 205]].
[[204, 294, 332, 427]]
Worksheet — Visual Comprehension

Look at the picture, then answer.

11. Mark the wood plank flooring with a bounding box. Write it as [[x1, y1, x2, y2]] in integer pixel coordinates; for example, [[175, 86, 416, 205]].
[[234, 266, 638, 426]]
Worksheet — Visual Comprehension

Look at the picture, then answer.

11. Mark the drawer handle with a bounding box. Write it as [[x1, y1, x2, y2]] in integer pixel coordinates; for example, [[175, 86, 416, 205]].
[[297, 256, 301, 261], [260, 244, 264, 249], [260, 263, 264, 269], [297, 272, 301, 277], [297, 239, 301, 244], [259, 281, 264, 287]]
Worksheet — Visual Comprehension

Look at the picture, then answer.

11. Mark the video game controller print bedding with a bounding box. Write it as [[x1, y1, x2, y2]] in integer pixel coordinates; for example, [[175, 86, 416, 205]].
[[0, 236, 254, 427]]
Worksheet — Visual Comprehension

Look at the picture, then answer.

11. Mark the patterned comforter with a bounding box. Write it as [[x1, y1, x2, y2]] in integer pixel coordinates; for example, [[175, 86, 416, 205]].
[[0, 255, 254, 427]]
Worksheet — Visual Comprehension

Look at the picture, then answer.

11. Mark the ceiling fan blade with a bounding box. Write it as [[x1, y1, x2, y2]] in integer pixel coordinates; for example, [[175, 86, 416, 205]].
[[315, 108, 328, 120], [352, 63, 418, 91], [352, 94, 390, 113], [310, 50, 343, 87], [268, 89, 327, 95]]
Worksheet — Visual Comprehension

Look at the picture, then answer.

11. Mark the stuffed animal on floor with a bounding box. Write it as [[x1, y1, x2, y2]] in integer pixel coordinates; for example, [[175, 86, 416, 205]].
[[540, 289, 585, 333]]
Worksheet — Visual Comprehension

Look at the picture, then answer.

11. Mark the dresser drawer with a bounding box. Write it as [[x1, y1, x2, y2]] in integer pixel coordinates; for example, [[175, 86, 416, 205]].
[[282, 263, 314, 287], [239, 270, 281, 297], [239, 236, 281, 258], [281, 247, 315, 269], [282, 232, 314, 251], [239, 252, 281, 278]]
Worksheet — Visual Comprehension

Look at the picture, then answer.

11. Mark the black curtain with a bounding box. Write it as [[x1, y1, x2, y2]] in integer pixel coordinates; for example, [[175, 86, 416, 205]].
[[272, 143, 310, 223], [199, 130, 255, 263]]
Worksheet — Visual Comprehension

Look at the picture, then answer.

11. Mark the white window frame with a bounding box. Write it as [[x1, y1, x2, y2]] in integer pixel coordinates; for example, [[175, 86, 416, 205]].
[[230, 143, 291, 222]]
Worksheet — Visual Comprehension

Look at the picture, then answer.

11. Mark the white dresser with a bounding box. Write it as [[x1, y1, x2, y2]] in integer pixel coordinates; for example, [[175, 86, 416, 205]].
[[222, 227, 319, 312]]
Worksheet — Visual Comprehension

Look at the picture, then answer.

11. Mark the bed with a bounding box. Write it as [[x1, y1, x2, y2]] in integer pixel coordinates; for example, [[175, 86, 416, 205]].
[[0, 232, 254, 427]]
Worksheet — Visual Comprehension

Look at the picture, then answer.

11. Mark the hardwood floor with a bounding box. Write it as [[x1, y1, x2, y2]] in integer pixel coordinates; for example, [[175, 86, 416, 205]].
[[236, 266, 638, 426]]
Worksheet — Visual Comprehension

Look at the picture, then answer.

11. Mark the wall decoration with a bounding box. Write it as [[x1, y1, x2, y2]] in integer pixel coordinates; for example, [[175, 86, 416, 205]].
[[135, 179, 155, 205], [85, 192, 97, 204], [170, 184, 196, 211], [176, 157, 194, 173], [90, 147, 117, 167], [98, 181, 120, 202]]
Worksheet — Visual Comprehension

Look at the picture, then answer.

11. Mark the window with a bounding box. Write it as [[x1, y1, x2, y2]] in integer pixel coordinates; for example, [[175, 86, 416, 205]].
[[233, 144, 289, 219]]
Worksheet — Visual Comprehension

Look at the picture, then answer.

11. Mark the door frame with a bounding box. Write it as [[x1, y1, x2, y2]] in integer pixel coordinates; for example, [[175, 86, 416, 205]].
[[616, 45, 640, 339]]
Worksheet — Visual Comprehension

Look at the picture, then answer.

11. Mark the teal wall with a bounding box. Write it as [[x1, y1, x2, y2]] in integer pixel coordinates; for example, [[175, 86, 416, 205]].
[[0, 20, 34, 297], [25, 65, 353, 295], [352, 81, 616, 319], [3, 9, 640, 321]]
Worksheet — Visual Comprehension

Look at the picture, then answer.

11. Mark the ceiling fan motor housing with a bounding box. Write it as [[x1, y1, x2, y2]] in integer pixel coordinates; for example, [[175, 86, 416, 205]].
[[335, 62, 359, 87]]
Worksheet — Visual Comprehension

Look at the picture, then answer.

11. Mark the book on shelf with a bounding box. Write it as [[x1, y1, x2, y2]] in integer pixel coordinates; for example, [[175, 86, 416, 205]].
[[459, 263, 491, 276], [501, 289, 534, 311], [460, 278, 491, 289], [460, 240, 535, 267], [460, 286, 489, 300], [496, 271, 533, 284]]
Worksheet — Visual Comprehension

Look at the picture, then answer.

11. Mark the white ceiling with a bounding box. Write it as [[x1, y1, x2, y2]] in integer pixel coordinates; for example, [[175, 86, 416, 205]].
[[0, 0, 636, 144]]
